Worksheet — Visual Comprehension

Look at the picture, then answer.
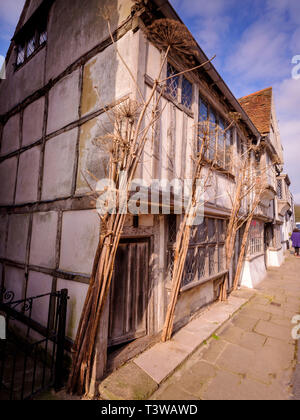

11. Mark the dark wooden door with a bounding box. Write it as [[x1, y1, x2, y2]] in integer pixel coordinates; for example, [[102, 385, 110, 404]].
[[108, 239, 149, 347]]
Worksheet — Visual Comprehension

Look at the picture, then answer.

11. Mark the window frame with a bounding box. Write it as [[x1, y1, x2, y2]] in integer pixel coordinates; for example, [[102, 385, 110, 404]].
[[166, 62, 194, 112], [15, 22, 47, 70], [198, 95, 233, 172], [167, 217, 227, 291], [248, 220, 264, 256]]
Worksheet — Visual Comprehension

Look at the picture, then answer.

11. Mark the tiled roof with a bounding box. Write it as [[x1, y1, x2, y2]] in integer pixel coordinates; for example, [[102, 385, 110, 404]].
[[238, 87, 273, 135]]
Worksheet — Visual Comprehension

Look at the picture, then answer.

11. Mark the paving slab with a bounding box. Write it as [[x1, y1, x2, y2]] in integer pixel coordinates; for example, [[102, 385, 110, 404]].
[[99, 363, 158, 400], [134, 295, 248, 384], [134, 341, 191, 384]]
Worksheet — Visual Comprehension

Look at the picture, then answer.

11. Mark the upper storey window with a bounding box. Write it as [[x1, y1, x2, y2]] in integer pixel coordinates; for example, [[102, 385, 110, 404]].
[[166, 63, 193, 110], [15, 19, 47, 68], [198, 96, 233, 172]]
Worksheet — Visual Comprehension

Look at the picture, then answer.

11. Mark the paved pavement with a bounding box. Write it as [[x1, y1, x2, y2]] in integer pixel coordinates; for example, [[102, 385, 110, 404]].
[[151, 253, 300, 400]]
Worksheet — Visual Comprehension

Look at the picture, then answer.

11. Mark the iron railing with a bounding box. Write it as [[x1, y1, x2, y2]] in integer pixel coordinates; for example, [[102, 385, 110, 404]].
[[0, 288, 68, 400]]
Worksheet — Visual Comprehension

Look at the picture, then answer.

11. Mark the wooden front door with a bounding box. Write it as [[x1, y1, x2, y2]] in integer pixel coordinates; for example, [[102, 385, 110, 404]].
[[108, 238, 149, 347]]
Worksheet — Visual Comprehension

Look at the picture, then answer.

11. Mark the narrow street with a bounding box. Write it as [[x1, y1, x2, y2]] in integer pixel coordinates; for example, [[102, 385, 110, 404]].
[[151, 253, 300, 400]]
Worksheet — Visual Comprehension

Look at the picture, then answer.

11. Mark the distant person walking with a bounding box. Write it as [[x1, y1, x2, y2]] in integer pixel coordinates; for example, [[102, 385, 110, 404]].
[[291, 228, 300, 257]]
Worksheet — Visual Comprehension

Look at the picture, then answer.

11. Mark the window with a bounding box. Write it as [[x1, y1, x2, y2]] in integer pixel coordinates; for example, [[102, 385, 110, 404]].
[[15, 20, 47, 68], [16, 44, 25, 66], [225, 128, 233, 171], [198, 95, 232, 170], [167, 217, 227, 288], [198, 98, 208, 152], [277, 179, 283, 199], [217, 119, 225, 167], [166, 63, 193, 110], [166, 63, 179, 100], [248, 220, 263, 255], [209, 110, 217, 161], [181, 76, 193, 109]]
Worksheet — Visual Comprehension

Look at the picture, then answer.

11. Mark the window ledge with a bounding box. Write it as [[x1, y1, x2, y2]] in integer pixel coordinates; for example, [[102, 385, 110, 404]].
[[245, 252, 265, 262], [268, 246, 283, 252], [166, 270, 228, 294]]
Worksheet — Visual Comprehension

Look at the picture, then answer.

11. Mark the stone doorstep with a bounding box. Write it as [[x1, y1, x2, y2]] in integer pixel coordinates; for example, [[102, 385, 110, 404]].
[[98, 292, 251, 400]]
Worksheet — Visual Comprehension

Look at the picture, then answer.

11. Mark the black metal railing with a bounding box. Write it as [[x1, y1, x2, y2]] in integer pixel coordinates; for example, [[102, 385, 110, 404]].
[[0, 288, 68, 400]]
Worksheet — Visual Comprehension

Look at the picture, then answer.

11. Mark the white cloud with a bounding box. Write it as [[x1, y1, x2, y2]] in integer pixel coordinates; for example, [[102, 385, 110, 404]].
[[225, 18, 289, 84], [0, 0, 25, 26], [170, 0, 235, 56]]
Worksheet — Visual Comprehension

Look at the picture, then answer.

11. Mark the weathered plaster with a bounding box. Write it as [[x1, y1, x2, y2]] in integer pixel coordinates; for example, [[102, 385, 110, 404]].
[[15, 146, 41, 205], [4, 266, 25, 301], [42, 128, 78, 201], [267, 248, 284, 268], [0, 114, 20, 156], [81, 30, 135, 116], [26, 271, 54, 326], [59, 210, 100, 275], [22, 97, 45, 147], [240, 254, 267, 289], [46, 0, 133, 81], [29, 211, 58, 269], [23, 0, 44, 24], [47, 70, 80, 134], [174, 281, 214, 330], [0, 156, 18, 206], [57, 277, 89, 340], [76, 115, 111, 195], [0, 214, 8, 258], [6, 214, 30, 264], [0, 48, 46, 115]]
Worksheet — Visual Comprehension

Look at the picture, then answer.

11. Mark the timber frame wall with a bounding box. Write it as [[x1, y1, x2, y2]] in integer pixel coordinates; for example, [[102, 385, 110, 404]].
[[0, 0, 280, 347]]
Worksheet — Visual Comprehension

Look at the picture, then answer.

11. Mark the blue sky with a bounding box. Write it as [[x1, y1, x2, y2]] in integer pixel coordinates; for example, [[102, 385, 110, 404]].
[[0, 0, 300, 202]]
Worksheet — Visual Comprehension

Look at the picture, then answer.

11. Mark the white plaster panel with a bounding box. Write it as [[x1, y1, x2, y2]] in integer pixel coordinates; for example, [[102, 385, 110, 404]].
[[42, 128, 78, 201], [0, 214, 8, 258], [267, 248, 284, 268], [1, 114, 20, 156], [216, 175, 232, 209], [30, 212, 58, 268], [76, 115, 111, 195], [47, 70, 80, 134], [27, 271, 53, 326], [174, 281, 214, 326], [0, 156, 18, 206], [15, 146, 41, 205], [240, 255, 267, 289], [22, 97, 45, 147], [56, 278, 88, 340], [59, 210, 100, 275], [146, 42, 161, 81], [185, 116, 194, 179], [6, 214, 30, 264], [81, 31, 134, 116], [4, 266, 25, 301]]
